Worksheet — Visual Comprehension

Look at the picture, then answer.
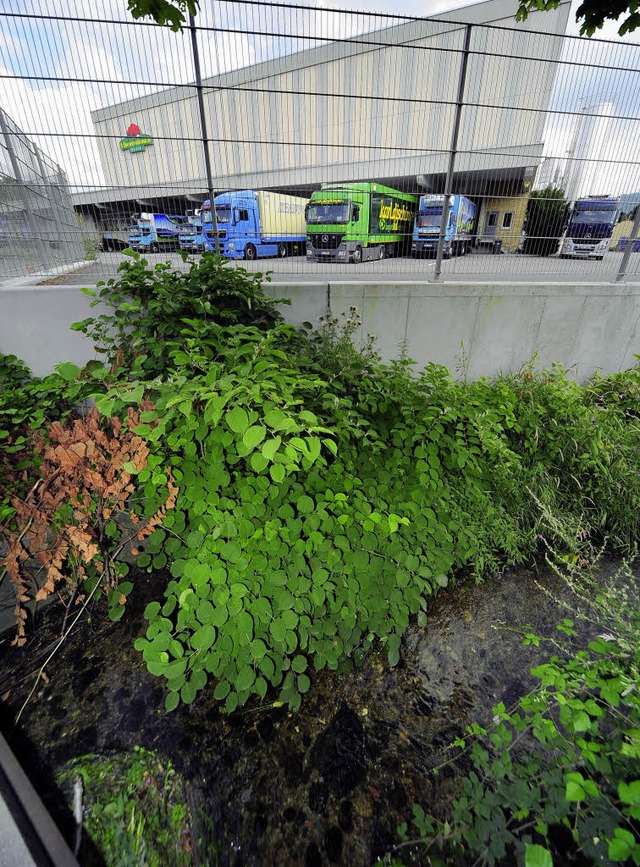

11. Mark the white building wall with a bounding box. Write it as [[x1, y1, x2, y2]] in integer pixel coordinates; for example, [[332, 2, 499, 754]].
[[88, 0, 570, 201]]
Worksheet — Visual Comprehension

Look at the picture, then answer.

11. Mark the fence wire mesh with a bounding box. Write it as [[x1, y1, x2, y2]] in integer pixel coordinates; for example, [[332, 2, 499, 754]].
[[1, 0, 639, 284]]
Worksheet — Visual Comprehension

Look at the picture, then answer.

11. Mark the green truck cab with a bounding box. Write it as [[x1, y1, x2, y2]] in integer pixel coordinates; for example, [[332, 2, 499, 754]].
[[306, 182, 418, 263]]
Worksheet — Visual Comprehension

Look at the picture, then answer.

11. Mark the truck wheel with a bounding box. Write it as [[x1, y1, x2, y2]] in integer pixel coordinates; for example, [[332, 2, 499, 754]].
[[150, 243, 159, 253], [278, 243, 288, 258], [378, 245, 385, 260], [244, 244, 257, 261], [352, 245, 363, 264]]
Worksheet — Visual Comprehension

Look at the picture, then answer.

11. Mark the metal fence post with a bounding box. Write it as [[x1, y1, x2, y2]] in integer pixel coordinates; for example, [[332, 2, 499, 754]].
[[433, 24, 472, 281], [0, 108, 51, 270], [189, 13, 220, 254], [616, 206, 640, 283]]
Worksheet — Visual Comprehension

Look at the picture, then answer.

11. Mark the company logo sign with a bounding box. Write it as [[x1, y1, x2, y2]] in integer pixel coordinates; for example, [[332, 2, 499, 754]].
[[119, 123, 153, 153], [378, 199, 413, 231]]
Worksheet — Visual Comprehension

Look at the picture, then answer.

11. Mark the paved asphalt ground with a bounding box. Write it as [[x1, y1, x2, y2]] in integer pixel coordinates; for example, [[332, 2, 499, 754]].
[[29, 248, 640, 286]]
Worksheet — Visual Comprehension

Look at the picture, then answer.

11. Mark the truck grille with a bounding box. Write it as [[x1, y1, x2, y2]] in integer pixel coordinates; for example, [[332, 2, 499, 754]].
[[309, 233, 343, 250]]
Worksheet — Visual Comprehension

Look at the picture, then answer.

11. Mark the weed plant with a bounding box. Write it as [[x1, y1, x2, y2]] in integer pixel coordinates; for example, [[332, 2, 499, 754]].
[[384, 555, 640, 867]]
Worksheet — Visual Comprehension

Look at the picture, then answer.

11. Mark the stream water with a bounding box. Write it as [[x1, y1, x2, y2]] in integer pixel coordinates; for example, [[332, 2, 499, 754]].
[[0, 558, 628, 866]]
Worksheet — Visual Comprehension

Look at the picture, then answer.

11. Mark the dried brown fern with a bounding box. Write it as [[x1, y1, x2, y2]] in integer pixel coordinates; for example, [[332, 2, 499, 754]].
[[3, 406, 176, 646]]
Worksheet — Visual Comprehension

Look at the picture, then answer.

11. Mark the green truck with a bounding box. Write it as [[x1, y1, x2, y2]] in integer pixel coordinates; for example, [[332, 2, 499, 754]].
[[306, 182, 418, 263]]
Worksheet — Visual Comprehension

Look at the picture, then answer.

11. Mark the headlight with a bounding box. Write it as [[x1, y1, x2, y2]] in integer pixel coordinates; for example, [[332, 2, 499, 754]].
[[226, 242, 236, 251]]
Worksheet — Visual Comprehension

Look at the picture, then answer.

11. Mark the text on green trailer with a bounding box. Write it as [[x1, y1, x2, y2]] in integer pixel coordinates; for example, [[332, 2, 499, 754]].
[[306, 183, 418, 263]]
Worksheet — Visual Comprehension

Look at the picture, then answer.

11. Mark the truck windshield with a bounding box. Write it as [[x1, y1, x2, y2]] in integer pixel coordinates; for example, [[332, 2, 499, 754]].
[[571, 208, 617, 225], [202, 207, 231, 224], [307, 203, 351, 224], [417, 209, 443, 228]]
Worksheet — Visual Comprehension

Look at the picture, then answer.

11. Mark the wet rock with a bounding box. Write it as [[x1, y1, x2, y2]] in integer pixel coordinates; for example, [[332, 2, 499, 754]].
[[325, 826, 343, 862], [305, 840, 323, 867], [338, 799, 353, 832], [309, 705, 367, 799], [309, 779, 329, 814]]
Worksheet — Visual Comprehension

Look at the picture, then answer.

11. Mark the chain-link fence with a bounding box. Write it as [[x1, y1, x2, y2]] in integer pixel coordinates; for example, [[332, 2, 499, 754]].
[[1, 0, 639, 284]]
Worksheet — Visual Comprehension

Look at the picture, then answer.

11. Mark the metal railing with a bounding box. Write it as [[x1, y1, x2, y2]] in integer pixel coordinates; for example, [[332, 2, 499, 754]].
[[0, 107, 84, 280], [1, 0, 639, 284]]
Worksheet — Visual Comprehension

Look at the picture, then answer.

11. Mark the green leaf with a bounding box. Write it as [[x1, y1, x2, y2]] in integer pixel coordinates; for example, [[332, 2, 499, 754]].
[[165, 691, 180, 712], [270, 464, 286, 483], [236, 666, 256, 692], [181, 680, 197, 704], [250, 639, 268, 661], [250, 452, 269, 473], [565, 779, 585, 801], [191, 624, 216, 651], [572, 711, 591, 732], [270, 619, 287, 643], [243, 425, 266, 449], [226, 406, 249, 434], [619, 780, 640, 806], [292, 655, 308, 673], [214, 680, 231, 700], [524, 843, 553, 867], [297, 673, 311, 693], [56, 361, 80, 381], [261, 436, 282, 461], [296, 495, 314, 515]]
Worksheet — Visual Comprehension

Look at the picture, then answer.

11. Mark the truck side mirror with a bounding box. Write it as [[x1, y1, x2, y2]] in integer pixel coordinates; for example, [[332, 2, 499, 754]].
[[304, 205, 309, 221], [352, 206, 360, 222], [232, 209, 239, 224]]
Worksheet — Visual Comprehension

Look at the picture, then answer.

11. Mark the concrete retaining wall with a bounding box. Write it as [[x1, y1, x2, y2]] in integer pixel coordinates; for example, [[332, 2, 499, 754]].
[[3, 281, 640, 380]]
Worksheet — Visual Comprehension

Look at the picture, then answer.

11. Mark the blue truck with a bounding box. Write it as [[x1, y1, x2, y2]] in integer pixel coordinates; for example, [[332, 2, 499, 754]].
[[178, 210, 205, 253], [127, 213, 188, 253], [411, 194, 476, 257], [202, 190, 308, 260], [560, 195, 621, 260]]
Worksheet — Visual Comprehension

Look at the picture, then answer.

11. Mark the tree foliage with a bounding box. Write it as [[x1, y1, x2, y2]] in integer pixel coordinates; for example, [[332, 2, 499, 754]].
[[523, 186, 569, 257], [126, 0, 198, 31], [516, 0, 640, 37]]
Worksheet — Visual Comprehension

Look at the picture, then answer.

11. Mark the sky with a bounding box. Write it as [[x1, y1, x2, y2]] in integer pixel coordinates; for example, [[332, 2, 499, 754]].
[[0, 0, 639, 196]]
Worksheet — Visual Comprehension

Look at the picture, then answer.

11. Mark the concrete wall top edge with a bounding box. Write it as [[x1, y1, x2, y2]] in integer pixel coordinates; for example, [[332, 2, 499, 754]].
[[325, 282, 640, 296]]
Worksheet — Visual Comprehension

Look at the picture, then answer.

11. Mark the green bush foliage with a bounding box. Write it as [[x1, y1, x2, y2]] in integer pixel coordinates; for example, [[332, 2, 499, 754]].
[[387, 560, 640, 866], [57, 746, 195, 866], [5, 251, 640, 717]]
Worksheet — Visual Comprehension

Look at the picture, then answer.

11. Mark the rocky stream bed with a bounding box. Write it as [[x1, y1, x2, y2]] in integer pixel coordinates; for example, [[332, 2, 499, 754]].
[[0, 559, 627, 866]]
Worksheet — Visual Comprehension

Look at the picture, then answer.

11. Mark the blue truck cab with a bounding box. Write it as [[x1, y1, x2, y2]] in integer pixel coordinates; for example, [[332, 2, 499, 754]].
[[412, 194, 476, 257], [202, 190, 307, 260], [178, 210, 204, 253], [127, 213, 187, 253]]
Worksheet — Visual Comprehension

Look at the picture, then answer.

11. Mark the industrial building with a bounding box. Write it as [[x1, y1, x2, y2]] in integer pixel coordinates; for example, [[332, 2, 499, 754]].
[[73, 0, 572, 252]]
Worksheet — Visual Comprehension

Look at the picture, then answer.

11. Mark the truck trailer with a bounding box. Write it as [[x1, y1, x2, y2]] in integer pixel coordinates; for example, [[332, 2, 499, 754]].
[[201, 190, 307, 260], [412, 194, 476, 257], [560, 195, 620, 260], [306, 182, 418, 263], [127, 213, 188, 253]]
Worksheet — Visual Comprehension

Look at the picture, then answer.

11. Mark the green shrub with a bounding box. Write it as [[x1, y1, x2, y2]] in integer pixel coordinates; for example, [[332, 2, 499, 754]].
[[387, 559, 640, 866], [8, 253, 640, 720]]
